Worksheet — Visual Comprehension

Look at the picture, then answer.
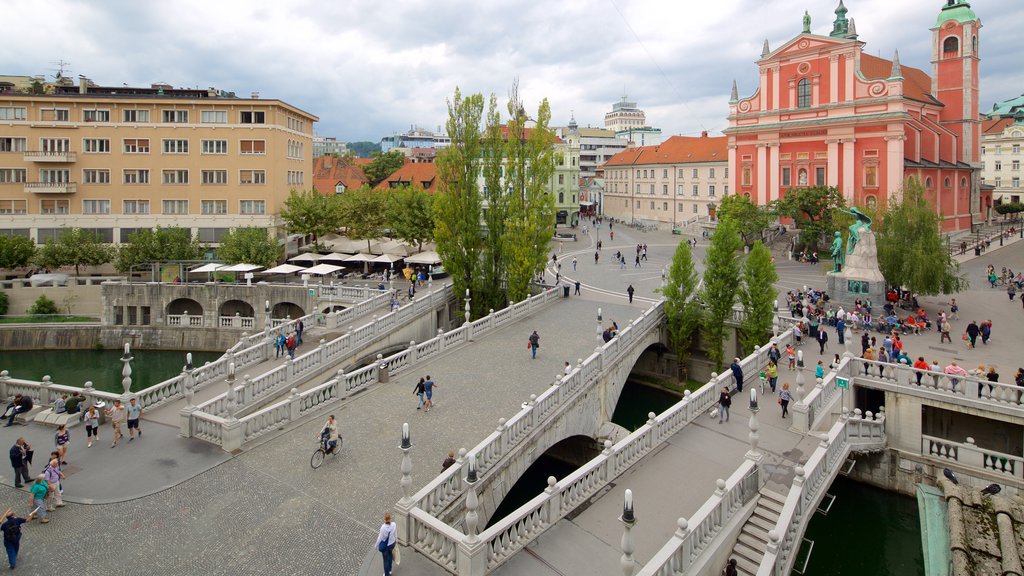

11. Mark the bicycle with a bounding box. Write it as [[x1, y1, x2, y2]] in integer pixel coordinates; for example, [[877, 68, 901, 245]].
[[311, 433, 343, 469]]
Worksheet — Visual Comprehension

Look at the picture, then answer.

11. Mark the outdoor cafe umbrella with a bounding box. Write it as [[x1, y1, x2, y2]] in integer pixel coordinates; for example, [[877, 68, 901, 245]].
[[189, 262, 224, 282], [404, 251, 442, 265], [344, 252, 376, 274], [288, 253, 324, 265], [302, 263, 344, 276], [261, 264, 305, 282]]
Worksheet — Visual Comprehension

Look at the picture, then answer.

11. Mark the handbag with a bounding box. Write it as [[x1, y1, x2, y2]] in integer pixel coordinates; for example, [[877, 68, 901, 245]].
[[378, 538, 388, 552]]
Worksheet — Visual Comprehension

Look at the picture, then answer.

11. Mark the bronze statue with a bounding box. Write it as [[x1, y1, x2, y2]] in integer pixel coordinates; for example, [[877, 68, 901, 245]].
[[803, 11, 811, 33], [840, 207, 873, 254], [830, 231, 844, 273]]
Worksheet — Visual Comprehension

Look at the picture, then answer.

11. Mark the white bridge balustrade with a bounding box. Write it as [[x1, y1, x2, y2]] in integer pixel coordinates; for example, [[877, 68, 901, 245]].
[[921, 434, 1023, 480], [188, 286, 563, 452]]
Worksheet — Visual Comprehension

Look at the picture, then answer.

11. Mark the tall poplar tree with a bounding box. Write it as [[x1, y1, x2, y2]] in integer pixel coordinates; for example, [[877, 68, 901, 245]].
[[657, 240, 700, 380], [478, 94, 510, 312], [738, 241, 779, 355], [700, 218, 744, 370]]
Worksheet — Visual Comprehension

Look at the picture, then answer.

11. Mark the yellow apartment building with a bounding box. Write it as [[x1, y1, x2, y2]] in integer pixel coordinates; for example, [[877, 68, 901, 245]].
[[0, 81, 317, 244]]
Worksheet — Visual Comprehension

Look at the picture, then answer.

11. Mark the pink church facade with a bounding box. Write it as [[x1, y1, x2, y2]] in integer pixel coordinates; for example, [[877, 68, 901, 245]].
[[726, 1, 989, 231]]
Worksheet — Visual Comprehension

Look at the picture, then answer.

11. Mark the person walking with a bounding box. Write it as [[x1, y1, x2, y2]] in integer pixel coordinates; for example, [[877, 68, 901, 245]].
[[766, 360, 779, 394], [2, 508, 34, 569], [939, 318, 952, 344], [1009, 283, 1017, 301], [950, 298, 959, 320], [563, 362, 572, 376], [725, 558, 739, 576], [42, 458, 63, 512], [83, 406, 99, 448], [965, 321, 980, 348], [572, 257, 577, 272], [28, 475, 48, 524], [816, 328, 829, 355], [528, 331, 540, 359], [574, 280, 581, 295], [718, 386, 731, 423], [126, 397, 142, 441], [785, 344, 796, 371], [835, 318, 846, 345], [730, 358, 744, 393], [634, 254, 641, 268], [8, 438, 31, 488], [627, 284, 635, 304], [296, 319, 304, 345], [780, 383, 793, 418], [815, 360, 825, 379], [105, 400, 126, 448], [423, 375, 436, 413], [376, 512, 398, 576], [594, 251, 599, 265], [413, 377, 425, 410], [54, 424, 69, 465], [980, 319, 993, 345]]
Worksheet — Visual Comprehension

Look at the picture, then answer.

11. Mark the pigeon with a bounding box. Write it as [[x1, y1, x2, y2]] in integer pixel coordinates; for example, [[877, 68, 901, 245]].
[[943, 468, 959, 485], [981, 484, 1001, 496]]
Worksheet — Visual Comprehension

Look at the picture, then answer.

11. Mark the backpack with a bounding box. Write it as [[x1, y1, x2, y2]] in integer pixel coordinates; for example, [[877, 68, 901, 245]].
[[1, 521, 19, 543]]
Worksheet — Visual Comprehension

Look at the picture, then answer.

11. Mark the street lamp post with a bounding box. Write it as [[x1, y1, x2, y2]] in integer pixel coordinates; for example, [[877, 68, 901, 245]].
[[1000, 219, 1004, 246]]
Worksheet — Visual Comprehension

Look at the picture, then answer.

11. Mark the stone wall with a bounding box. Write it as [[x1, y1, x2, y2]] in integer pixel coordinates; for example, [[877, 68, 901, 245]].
[[1, 285, 104, 316], [0, 325, 240, 352]]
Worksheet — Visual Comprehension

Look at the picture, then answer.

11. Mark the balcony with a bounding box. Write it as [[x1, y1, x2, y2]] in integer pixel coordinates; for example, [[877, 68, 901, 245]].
[[24, 150, 76, 163], [24, 182, 76, 194]]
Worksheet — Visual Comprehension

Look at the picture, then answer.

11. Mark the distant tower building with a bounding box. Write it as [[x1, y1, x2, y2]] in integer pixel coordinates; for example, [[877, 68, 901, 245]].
[[604, 96, 663, 146]]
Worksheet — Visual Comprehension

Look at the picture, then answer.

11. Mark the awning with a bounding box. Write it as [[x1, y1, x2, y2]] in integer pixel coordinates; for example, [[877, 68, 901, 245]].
[[191, 263, 224, 273], [220, 263, 263, 273], [405, 251, 442, 265], [579, 201, 595, 206], [261, 264, 305, 275], [288, 253, 323, 263], [302, 263, 344, 276]]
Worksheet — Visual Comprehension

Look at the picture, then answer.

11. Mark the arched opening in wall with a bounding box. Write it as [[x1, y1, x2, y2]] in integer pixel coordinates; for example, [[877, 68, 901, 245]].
[[944, 177, 951, 189], [853, 385, 885, 417], [925, 177, 933, 190], [865, 195, 877, 211], [961, 177, 968, 189], [485, 434, 601, 530], [219, 299, 254, 318], [271, 301, 304, 320], [167, 298, 203, 316], [610, 343, 684, 431], [972, 36, 978, 54], [321, 304, 346, 314], [943, 36, 959, 58]]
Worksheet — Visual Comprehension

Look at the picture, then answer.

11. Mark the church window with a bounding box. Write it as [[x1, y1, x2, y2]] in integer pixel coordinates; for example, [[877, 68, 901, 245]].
[[782, 167, 791, 186], [943, 36, 959, 57], [972, 36, 977, 54], [797, 78, 811, 108], [961, 178, 967, 189], [815, 167, 826, 186], [944, 177, 951, 188], [925, 177, 933, 189]]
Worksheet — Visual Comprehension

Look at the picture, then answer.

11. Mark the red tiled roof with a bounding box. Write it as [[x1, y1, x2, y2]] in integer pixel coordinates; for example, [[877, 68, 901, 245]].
[[497, 126, 564, 144], [374, 162, 439, 192], [982, 116, 1015, 134], [859, 54, 938, 105], [312, 155, 369, 194], [603, 135, 727, 167]]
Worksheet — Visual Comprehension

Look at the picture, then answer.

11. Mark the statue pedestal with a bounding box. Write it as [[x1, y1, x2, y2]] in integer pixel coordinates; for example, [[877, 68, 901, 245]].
[[826, 230, 886, 311]]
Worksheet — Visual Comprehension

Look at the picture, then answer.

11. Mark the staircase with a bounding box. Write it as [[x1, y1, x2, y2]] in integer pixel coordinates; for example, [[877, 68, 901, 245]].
[[728, 489, 787, 575]]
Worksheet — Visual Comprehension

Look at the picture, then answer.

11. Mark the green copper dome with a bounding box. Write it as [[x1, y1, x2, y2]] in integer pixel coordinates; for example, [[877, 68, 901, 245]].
[[935, 1, 977, 26]]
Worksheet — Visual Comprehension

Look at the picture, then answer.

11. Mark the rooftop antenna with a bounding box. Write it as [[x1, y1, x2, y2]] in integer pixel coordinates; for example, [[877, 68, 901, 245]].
[[51, 59, 71, 81]]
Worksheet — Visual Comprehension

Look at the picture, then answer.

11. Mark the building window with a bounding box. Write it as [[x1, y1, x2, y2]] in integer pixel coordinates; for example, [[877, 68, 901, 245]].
[[83, 169, 110, 184], [0, 107, 27, 120], [864, 165, 878, 187], [782, 167, 791, 187], [123, 200, 150, 215], [1013, 161, 1020, 171], [0, 168, 27, 183], [995, 161, 1002, 171], [123, 139, 150, 154], [0, 137, 26, 152], [239, 170, 265, 185], [635, 200, 640, 208], [995, 145, 1002, 155], [678, 169, 684, 178], [558, 192, 564, 203], [709, 185, 716, 197], [202, 170, 228, 185], [162, 200, 189, 215], [1014, 178, 1021, 188], [162, 170, 189, 185], [162, 110, 189, 123], [1013, 145, 1020, 154], [692, 185, 699, 197], [649, 201, 655, 209], [558, 174, 564, 185], [663, 184, 668, 195], [942, 36, 959, 57], [123, 109, 150, 123], [83, 138, 110, 153], [649, 184, 655, 194], [123, 169, 150, 184], [692, 204, 698, 214], [815, 167, 826, 186], [676, 185, 683, 195], [202, 140, 228, 155], [995, 177, 1001, 187], [692, 168, 699, 178], [240, 140, 266, 155], [40, 108, 69, 122], [709, 167, 715, 178], [944, 177, 951, 188], [240, 111, 265, 124], [724, 185, 729, 195], [82, 200, 110, 214], [925, 177, 933, 189], [201, 110, 227, 124], [41, 138, 70, 153], [287, 171, 304, 186], [40, 199, 69, 214], [981, 146, 986, 155], [162, 139, 189, 154], [0, 199, 26, 214], [239, 200, 265, 215], [663, 202, 668, 211], [40, 169, 70, 183], [287, 139, 303, 159], [82, 109, 110, 122], [742, 167, 752, 186], [797, 78, 811, 108], [200, 200, 227, 215], [961, 178, 967, 188]]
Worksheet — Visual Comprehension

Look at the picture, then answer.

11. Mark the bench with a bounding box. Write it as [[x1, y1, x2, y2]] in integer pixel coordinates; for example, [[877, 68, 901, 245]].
[[33, 408, 84, 428], [9, 406, 46, 426]]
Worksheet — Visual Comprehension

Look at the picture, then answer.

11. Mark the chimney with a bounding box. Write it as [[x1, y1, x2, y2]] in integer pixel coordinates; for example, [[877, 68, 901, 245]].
[[250, 91, 260, 99], [701, 131, 708, 138], [79, 77, 88, 94]]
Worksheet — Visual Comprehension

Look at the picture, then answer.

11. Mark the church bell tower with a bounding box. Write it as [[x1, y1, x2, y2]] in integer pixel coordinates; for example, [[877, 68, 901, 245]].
[[932, 0, 981, 164]]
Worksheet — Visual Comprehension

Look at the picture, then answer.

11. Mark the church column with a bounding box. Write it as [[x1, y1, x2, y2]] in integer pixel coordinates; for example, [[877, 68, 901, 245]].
[[771, 64, 780, 110], [842, 138, 856, 203], [827, 138, 840, 188], [788, 79, 796, 111], [844, 54, 855, 101], [829, 55, 840, 104], [885, 135, 905, 203], [728, 144, 737, 193], [757, 143, 768, 205], [760, 68, 769, 111], [769, 143, 780, 202]]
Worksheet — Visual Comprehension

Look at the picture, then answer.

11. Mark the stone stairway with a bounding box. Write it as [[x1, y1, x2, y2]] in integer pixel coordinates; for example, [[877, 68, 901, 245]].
[[728, 488, 787, 575]]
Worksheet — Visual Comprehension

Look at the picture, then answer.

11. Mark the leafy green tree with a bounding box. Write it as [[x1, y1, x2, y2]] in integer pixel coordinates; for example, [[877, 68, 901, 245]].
[[35, 228, 113, 276], [771, 185, 846, 251], [115, 227, 203, 272], [656, 240, 700, 380], [217, 227, 280, 268], [877, 178, 968, 295], [387, 185, 435, 251], [435, 88, 486, 313], [738, 241, 779, 355], [28, 294, 60, 316], [279, 189, 342, 252], [339, 186, 389, 252], [717, 194, 771, 246], [994, 202, 1024, 215], [0, 291, 8, 316], [347, 141, 381, 158], [0, 235, 35, 268], [362, 150, 407, 187], [477, 95, 510, 313], [699, 218, 744, 370]]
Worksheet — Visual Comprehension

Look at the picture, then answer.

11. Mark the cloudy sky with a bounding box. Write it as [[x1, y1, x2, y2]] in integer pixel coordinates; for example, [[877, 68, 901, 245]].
[[4, 0, 1021, 142]]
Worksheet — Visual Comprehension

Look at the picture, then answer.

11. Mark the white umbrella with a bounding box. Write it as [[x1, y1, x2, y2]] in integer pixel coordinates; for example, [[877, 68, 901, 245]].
[[323, 237, 363, 254], [405, 251, 442, 265], [191, 263, 224, 273], [288, 253, 323, 263], [370, 253, 405, 264], [319, 252, 351, 262], [220, 263, 263, 273], [262, 264, 305, 275], [343, 253, 376, 263], [379, 239, 415, 256], [302, 263, 344, 276]]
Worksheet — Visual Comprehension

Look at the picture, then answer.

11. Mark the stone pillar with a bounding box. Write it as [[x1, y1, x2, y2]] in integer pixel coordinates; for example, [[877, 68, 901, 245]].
[[769, 143, 780, 203], [842, 138, 856, 203], [0, 370, 8, 402], [827, 138, 840, 188], [619, 489, 637, 576]]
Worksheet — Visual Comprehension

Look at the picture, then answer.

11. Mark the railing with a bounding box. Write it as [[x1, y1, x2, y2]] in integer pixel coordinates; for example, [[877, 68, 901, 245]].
[[792, 355, 850, 433], [24, 150, 76, 162], [0, 276, 125, 289], [849, 358, 1024, 411], [921, 434, 1023, 480], [0, 373, 123, 416], [24, 181, 76, 194], [191, 286, 562, 451], [637, 461, 761, 575], [218, 316, 256, 329], [401, 312, 799, 575], [757, 410, 886, 576]]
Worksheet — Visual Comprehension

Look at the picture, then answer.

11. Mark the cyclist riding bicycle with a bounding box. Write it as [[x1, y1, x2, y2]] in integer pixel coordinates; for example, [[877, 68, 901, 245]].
[[321, 415, 339, 454]]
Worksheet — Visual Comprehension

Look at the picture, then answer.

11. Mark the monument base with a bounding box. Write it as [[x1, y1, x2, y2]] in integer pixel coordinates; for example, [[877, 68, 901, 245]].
[[825, 230, 886, 311]]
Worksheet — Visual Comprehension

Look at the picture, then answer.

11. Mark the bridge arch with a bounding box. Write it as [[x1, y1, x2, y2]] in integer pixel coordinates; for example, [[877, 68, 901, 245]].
[[219, 299, 255, 318], [271, 301, 304, 319], [167, 298, 203, 316]]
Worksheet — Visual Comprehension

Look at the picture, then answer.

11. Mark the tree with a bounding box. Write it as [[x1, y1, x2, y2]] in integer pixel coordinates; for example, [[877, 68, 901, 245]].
[[217, 227, 280, 268], [115, 227, 203, 272], [28, 294, 59, 316], [35, 228, 113, 276], [656, 240, 700, 380], [0, 291, 8, 316], [279, 189, 342, 252], [699, 218, 744, 370], [434, 88, 486, 313], [348, 141, 381, 158], [339, 186, 389, 252], [386, 185, 435, 251], [994, 202, 1024, 215], [771, 185, 846, 251], [362, 150, 407, 187], [717, 194, 772, 246], [0, 235, 35, 268], [876, 178, 968, 295], [738, 241, 779, 355]]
